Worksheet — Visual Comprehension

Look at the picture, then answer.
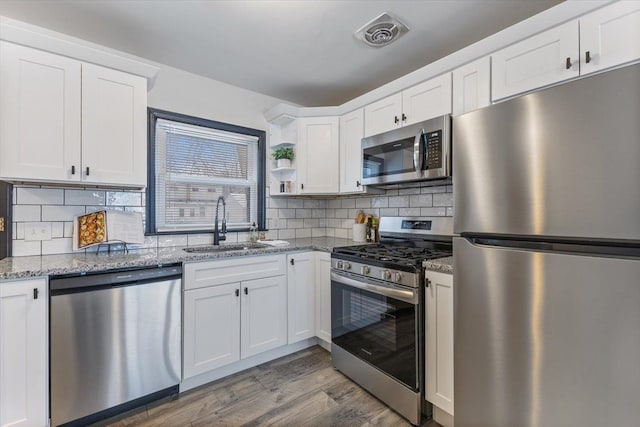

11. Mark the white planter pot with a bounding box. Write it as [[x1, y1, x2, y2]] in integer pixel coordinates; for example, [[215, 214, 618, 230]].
[[276, 159, 291, 168]]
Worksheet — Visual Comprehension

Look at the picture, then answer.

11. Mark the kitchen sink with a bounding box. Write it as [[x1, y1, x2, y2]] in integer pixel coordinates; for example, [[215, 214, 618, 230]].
[[183, 243, 269, 253]]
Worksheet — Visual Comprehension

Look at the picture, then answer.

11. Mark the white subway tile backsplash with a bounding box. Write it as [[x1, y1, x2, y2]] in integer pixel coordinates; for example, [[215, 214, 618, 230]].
[[107, 192, 142, 206], [12, 240, 41, 257], [420, 207, 447, 216], [399, 207, 421, 217], [17, 188, 64, 205], [13, 205, 41, 222], [157, 235, 188, 247], [42, 205, 85, 222], [295, 228, 311, 238], [63, 222, 74, 238], [278, 208, 296, 219], [23, 222, 52, 241], [334, 209, 348, 219], [371, 197, 388, 208], [51, 222, 64, 238], [433, 193, 454, 207], [42, 238, 73, 255], [187, 233, 213, 246], [355, 198, 371, 208], [65, 189, 105, 206], [328, 199, 342, 209], [399, 188, 421, 195], [380, 208, 399, 216], [341, 199, 355, 208], [288, 219, 304, 229], [15, 223, 24, 239], [334, 228, 348, 238], [421, 186, 447, 194], [409, 194, 433, 207], [278, 228, 295, 239], [295, 209, 312, 219], [287, 199, 304, 209], [388, 196, 409, 208]]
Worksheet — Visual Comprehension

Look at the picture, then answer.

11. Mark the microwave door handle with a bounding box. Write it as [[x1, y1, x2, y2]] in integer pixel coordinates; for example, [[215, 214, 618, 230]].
[[413, 129, 425, 175]]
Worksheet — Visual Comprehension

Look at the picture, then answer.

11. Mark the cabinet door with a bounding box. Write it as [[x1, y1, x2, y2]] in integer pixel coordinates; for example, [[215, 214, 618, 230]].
[[0, 42, 81, 183], [580, 1, 640, 75], [241, 275, 287, 358], [315, 252, 331, 344], [297, 117, 339, 194], [287, 252, 315, 344], [402, 73, 452, 126], [425, 271, 454, 416], [183, 283, 241, 378], [491, 21, 579, 101], [0, 279, 47, 427], [81, 63, 147, 187], [452, 57, 491, 116], [364, 93, 402, 137], [339, 108, 365, 193]]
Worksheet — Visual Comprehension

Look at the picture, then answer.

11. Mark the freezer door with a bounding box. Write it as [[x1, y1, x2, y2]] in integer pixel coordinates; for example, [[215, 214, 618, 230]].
[[453, 63, 640, 241], [454, 237, 640, 427]]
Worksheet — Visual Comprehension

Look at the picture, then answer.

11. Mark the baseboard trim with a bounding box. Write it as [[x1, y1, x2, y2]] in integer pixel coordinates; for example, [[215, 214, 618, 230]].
[[180, 337, 323, 392]]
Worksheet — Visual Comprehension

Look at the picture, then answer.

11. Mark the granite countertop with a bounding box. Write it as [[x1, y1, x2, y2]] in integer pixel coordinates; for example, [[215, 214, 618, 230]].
[[0, 237, 361, 281], [423, 256, 453, 274]]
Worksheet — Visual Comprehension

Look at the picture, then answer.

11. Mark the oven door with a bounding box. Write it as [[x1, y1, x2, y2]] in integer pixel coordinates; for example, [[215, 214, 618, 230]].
[[331, 271, 420, 390]]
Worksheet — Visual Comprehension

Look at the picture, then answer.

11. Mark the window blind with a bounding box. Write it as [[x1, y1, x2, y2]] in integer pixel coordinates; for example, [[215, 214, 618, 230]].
[[155, 118, 259, 232]]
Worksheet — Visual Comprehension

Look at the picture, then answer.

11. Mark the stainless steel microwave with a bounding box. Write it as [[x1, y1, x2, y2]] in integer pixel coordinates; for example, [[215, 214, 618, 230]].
[[361, 115, 451, 186]]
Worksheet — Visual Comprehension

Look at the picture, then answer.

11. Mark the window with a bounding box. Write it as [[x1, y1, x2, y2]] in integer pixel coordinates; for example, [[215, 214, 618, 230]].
[[147, 109, 266, 234]]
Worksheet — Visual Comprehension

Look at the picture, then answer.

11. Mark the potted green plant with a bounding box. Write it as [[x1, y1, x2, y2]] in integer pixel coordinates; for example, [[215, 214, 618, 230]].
[[272, 147, 294, 168]]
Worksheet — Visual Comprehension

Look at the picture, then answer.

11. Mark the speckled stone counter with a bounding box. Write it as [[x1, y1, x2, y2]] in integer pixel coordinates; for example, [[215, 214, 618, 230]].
[[423, 256, 453, 274], [0, 237, 362, 281]]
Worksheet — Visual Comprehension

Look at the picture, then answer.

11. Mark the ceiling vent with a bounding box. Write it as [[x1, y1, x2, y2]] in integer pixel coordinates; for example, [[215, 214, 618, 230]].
[[354, 12, 410, 48]]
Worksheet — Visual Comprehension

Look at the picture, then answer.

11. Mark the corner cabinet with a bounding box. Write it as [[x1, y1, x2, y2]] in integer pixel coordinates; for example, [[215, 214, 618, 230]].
[[297, 116, 339, 194], [339, 108, 365, 194], [0, 41, 147, 188], [0, 278, 47, 427], [287, 252, 316, 344], [425, 270, 454, 418]]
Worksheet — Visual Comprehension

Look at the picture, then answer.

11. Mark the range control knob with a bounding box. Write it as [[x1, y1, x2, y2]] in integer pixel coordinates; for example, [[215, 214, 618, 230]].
[[343, 262, 352, 270], [393, 272, 403, 282], [382, 270, 391, 280], [336, 261, 344, 269], [361, 265, 370, 275]]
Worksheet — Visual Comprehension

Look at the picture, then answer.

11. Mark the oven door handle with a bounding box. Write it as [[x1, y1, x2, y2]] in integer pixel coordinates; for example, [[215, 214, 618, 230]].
[[413, 128, 425, 176], [331, 271, 418, 304]]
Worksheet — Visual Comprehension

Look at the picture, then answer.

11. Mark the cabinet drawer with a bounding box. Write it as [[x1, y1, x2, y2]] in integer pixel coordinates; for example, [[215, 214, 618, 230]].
[[184, 254, 286, 290]]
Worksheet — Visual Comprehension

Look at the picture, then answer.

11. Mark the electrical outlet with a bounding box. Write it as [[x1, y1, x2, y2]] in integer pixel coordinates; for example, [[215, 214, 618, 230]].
[[24, 222, 52, 241], [0, 217, 4, 232]]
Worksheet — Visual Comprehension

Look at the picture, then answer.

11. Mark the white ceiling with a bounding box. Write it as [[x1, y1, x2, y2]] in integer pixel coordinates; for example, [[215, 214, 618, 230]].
[[0, 0, 563, 107]]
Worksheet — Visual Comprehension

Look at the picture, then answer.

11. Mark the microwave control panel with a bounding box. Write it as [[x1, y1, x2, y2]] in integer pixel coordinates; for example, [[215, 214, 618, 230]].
[[425, 130, 442, 169]]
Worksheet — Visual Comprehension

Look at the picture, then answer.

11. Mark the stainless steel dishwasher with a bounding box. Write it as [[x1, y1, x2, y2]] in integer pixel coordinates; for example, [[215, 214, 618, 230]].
[[50, 264, 182, 427]]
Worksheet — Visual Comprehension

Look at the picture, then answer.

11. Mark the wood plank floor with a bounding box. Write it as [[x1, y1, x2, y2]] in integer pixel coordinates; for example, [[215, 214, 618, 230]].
[[94, 346, 441, 427]]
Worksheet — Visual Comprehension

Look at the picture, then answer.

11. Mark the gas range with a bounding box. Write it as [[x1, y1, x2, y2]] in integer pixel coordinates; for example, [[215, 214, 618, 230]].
[[331, 217, 453, 288], [330, 216, 453, 426]]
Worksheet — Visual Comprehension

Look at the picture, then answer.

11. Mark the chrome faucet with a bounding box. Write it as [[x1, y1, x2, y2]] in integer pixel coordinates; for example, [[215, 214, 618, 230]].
[[213, 196, 227, 245]]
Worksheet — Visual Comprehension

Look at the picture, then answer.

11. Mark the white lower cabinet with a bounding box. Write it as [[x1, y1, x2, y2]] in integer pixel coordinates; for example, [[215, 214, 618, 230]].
[[183, 256, 287, 380], [287, 252, 316, 344], [315, 252, 331, 344], [425, 270, 454, 417], [241, 275, 287, 358], [0, 278, 47, 427], [183, 282, 241, 378]]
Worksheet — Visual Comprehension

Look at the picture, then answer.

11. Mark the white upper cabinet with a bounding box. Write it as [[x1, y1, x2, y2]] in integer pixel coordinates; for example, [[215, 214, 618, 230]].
[[364, 93, 402, 137], [402, 73, 452, 126], [580, 1, 640, 75], [297, 116, 340, 194], [0, 41, 81, 183], [0, 41, 148, 187], [81, 64, 147, 187], [452, 57, 491, 116], [339, 108, 365, 194], [491, 21, 579, 101], [364, 74, 452, 138], [0, 278, 48, 427]]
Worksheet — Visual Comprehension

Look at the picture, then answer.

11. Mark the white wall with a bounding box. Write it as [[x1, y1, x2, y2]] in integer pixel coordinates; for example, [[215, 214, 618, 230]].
[[148, 63, 287, 131]]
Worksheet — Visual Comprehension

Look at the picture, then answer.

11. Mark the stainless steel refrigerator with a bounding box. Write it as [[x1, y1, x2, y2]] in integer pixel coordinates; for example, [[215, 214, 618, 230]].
[[453, 63, 640, 427]]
